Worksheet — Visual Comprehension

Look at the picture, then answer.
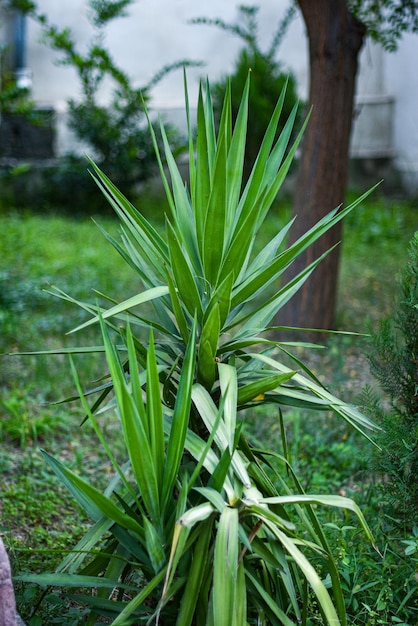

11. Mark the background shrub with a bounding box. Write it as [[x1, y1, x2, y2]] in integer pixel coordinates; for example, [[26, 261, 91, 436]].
[[192, 4, 302, 182], [2, 0, 197, 211], [363, 231, 418, 522]]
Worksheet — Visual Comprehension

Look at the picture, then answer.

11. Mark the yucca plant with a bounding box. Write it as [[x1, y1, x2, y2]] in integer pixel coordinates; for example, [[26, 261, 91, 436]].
[[18, 74, 379, 625]]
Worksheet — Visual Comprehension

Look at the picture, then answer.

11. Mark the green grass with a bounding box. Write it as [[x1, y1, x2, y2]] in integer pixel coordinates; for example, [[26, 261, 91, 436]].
[[0, 189, 417, 624], [0, 210, 136, 613], [1, 212, 135, 395], [339, 192, 416, 330]]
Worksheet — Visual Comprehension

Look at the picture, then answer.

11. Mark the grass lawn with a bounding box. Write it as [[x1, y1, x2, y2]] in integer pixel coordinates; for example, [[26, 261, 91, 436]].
[[1, 188, 417, 624]]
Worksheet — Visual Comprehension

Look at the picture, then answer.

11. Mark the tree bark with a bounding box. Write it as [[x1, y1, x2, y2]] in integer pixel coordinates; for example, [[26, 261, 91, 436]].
[[277, 0, 366, 337]]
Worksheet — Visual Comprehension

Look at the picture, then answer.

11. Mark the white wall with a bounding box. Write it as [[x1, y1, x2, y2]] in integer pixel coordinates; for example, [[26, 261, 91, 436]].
[[26, 0, 308, 109], [2, 0, 418, 192], [385, 32, 418, 194], [350, 41, 395, 159]]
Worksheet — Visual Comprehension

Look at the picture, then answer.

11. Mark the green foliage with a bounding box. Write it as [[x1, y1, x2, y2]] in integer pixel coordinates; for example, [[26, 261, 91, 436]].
[[322, 519, 418, 625], [348, 0, 418, 50], [11, 76, 382, 624], [191, 4, 301, 182], [88, 0, 133, 25], [363, 232, 418, 521], [14, 0, 197, 203], [0, 386, 65, 447], [0, 76, 33, 115], [0, 42, 34, 116]]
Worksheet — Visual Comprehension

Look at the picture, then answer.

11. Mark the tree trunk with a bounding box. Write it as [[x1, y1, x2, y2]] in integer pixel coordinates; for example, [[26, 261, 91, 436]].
[[277, 0, 366, 337]]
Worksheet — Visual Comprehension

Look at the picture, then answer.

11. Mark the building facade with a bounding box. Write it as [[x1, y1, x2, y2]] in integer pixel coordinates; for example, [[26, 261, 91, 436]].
[[1, 0, 417, 194]]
